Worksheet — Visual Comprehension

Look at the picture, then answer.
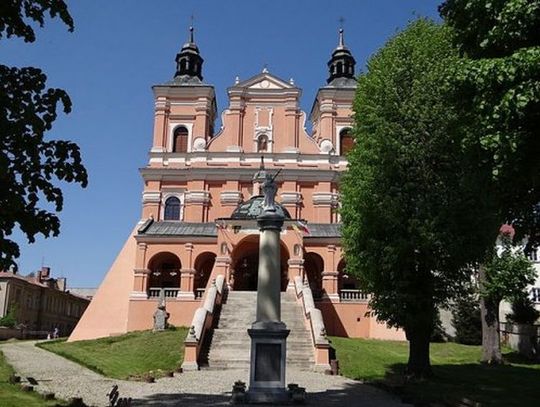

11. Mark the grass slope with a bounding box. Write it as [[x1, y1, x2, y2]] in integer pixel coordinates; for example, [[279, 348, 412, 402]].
[[38, 328, 188, 380], [0, 350, 65, 407], [331, 337, 540, 406]]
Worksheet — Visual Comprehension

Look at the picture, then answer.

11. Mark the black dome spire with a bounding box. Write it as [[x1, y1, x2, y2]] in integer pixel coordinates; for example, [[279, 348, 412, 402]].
[[174, 26, 204, 82], [326, 28, 356, 85]]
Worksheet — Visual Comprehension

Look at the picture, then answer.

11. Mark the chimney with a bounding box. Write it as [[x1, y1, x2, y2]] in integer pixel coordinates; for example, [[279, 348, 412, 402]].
[[38, 266, 51, 283], [57, 277, 67, 292]]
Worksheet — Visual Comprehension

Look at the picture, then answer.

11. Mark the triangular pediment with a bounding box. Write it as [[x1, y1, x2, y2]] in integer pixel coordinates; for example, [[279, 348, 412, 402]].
[[235, 72, 294, 90]]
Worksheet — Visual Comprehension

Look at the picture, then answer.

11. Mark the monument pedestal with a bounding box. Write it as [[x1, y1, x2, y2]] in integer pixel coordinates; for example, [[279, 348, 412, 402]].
[[246, 322, 290, 403]]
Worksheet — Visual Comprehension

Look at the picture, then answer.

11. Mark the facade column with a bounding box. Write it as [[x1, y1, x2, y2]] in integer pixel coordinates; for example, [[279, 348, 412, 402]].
[[131, 243, 149, 299], [287, 258, 304, 289], [322, 244, 339, 302], [178, 243, 196, 300], [214, 255, 231, 288]]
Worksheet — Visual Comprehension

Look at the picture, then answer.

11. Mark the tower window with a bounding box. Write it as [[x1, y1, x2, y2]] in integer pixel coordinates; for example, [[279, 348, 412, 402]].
[[257, 134, 269, 152], [340, 128, 354, 156], [164, 196, 181, 220], [173, 126, 189, 153]]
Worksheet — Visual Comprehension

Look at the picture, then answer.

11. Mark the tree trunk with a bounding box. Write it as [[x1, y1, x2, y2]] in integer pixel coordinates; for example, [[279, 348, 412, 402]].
[[479, 265, 502, 364], [405, 328, 433, 379]]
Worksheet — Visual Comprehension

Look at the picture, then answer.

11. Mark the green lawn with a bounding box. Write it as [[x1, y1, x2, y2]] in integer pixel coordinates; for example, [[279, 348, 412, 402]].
[[0, 350, 65, 407], [38, 328, 188, 380], [330, 337, 540, 406]]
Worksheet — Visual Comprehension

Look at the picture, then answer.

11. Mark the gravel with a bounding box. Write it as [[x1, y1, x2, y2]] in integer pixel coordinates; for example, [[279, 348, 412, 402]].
[[1, 340, 409, 406]]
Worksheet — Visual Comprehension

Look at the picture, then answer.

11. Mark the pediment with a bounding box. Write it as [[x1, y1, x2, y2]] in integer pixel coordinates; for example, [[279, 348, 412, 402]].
[[235, 72, 294, 90]]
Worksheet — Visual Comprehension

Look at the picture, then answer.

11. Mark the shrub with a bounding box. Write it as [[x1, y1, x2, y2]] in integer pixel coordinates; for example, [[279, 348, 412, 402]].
[[506, 295, 540, 325], [452, 294, 482, 345], [0, 305, 17, 328]]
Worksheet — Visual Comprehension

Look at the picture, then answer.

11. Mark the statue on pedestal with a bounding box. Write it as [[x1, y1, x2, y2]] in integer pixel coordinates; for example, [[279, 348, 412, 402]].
[[153, 290, 170, 331]]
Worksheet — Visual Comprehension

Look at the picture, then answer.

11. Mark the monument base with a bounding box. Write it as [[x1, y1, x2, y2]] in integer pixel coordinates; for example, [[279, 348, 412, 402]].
[[246, 323, 290, 404]]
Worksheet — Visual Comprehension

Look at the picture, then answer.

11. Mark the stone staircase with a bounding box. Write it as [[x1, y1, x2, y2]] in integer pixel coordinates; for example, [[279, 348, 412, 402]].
[[205, 290, 314, 370]]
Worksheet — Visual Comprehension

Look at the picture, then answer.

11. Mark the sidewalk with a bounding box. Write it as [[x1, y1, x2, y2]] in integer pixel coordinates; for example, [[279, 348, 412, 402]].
[[1, 340, 409, 406]]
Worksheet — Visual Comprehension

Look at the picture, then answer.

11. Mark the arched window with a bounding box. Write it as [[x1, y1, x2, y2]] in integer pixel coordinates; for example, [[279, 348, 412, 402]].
[[164, 196, 181, 220], [339, 128, 354, 156], [257, 134, 269, 152], [173, 126, 188, 153]]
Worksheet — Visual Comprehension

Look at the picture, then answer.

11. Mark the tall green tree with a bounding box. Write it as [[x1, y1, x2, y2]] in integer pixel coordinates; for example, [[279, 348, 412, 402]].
[[0, 1, 87, 270], [440, 0, 540, 245], [341, 19, 494, 378], [478, 232, 536, 362], [440, 0, 540, 362]]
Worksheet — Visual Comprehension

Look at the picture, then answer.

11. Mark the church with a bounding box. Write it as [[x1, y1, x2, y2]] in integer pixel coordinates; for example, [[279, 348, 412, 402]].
[[69, 27, 404, 345]]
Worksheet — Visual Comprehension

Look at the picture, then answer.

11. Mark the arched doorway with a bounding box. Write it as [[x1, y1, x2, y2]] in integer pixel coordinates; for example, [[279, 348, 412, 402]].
[[147, 252, 181, 288], [337, 259, 360, 290], [231, 235, 289, 291], [304, 252, 324, 299], [194, 252, 216, 290]]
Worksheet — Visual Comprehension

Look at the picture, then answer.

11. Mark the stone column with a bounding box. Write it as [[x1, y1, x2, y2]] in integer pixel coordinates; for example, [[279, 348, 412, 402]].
[[322, 245, 340, 302], [254, 212, 284, 325], [246, 203, 290, 403], [178, 243, 195, 300]]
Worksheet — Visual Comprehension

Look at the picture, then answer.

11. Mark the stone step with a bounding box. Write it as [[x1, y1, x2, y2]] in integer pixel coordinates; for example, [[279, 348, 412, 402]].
[[207, 290, 314, 370]]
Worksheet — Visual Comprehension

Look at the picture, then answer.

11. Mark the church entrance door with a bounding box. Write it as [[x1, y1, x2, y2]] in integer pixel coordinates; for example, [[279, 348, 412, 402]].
[[231, 235, 289, 291]]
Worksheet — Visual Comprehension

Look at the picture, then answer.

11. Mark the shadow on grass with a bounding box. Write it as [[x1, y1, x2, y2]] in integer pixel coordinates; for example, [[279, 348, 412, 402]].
[[378, 361, 540, 407], [130, 381, 404, 406]]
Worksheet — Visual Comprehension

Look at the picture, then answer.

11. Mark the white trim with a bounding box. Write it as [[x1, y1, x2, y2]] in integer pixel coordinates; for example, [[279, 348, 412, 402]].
[[168, 123, 194, 153], [336, 125, 353, 156], [161, 191, 185, 221]]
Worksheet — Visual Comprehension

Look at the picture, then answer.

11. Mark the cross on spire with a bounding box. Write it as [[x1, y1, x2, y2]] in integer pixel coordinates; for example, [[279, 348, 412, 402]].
[[189, 14, 195, 42]]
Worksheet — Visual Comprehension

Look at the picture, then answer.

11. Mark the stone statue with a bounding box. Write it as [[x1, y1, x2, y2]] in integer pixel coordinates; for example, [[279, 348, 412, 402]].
[[153, 304, 169, 331], [153, 289, 169, 331], [262, 172, 278, 212]]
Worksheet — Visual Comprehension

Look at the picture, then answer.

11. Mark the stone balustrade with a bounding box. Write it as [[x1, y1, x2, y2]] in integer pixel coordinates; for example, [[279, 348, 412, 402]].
[[293, 276, 331, 372], [339, 289, 369, 302], [181, 274, 225, 371], [147, 287, 180, 298]]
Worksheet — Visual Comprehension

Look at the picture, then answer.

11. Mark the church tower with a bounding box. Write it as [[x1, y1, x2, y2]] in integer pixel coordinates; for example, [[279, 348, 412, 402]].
[[310, 28, 357, 157], [143, 26, 217, 222]]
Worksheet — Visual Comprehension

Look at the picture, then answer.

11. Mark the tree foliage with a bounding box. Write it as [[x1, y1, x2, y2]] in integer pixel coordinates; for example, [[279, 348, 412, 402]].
[[440, 0, 540, 246], [478, 232, 536, 362], [482, 234, 536, 304], [341, 19, 492, 377], [452, 286, 483, 345], [0, 0, 87, 271]]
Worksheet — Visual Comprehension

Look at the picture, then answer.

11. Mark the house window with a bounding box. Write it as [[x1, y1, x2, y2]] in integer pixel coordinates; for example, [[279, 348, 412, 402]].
[[339, 128, 354, 156], [164, 196, 181, 220], [257, 134, 269, 152], [173, 126, 188, 153], [531, 287, 540, 303]]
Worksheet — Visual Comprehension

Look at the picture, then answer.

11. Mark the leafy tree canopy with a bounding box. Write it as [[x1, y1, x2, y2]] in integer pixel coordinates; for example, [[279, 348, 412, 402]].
[[482, 234, 536, 303], [440, 0, 540, 245], [0, 0, 87, 271], [341, 19, 493, 376]]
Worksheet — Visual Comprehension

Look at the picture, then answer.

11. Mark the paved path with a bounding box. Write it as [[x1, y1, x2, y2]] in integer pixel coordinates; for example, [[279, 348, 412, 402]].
[[1, 340, 409, 407]]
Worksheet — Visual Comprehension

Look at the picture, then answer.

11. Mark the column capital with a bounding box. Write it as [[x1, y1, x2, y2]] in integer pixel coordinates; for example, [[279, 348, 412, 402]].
[[257, 212, 284, 232], [134, 268, 151, 275]]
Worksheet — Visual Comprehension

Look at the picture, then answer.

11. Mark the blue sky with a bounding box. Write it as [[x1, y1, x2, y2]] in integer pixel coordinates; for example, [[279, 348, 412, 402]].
[[1, 0, 442, 287]]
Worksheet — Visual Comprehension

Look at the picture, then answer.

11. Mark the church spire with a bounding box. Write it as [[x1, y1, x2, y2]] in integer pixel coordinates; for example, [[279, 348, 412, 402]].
[[326, 27, 356, 85], [174, 24, 204, 83]]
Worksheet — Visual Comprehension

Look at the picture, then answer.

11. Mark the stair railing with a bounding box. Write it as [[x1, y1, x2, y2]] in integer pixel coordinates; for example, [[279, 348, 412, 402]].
[[181, 274, 225, 371], [294, 275, 331, 372]]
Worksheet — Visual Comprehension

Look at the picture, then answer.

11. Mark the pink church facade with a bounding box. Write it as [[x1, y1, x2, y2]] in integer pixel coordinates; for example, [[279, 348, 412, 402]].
[[69, 28, 404, 343]]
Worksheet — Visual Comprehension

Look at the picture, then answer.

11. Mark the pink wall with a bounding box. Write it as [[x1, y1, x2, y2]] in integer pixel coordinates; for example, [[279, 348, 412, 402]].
[[68, 229, 137, 342]]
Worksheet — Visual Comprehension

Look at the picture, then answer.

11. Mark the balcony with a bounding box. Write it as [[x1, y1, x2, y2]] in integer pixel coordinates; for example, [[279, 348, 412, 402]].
[[339, 289, 369, 302], [147, 287, 180, 298]]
